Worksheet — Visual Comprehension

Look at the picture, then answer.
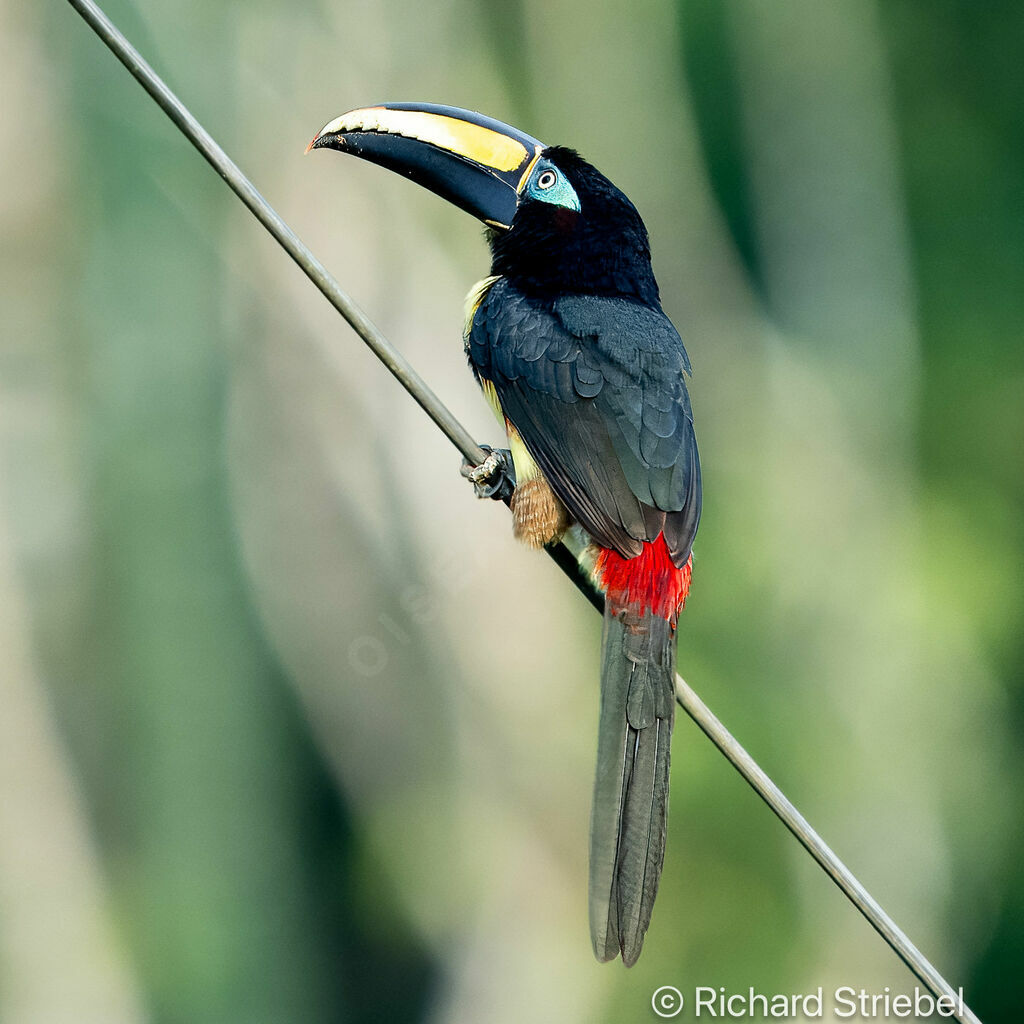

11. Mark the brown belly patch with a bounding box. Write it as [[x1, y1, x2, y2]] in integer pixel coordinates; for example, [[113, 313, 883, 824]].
[[510, 476, 569, 548]]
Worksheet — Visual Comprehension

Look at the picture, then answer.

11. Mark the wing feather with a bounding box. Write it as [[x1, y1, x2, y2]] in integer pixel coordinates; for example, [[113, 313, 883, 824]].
[[468, 279, 701, 565]]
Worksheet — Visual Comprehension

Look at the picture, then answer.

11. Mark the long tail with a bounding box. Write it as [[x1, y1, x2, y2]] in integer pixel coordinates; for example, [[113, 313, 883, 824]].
[[589, 537, 691, 966]]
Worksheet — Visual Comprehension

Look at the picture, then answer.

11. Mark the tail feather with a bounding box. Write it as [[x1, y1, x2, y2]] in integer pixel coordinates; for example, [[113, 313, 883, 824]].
[[589, 602, 676, 966]]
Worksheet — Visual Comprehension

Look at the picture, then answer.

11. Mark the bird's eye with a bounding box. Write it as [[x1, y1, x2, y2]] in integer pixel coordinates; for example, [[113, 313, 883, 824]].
[[536, 169, 558, 190]]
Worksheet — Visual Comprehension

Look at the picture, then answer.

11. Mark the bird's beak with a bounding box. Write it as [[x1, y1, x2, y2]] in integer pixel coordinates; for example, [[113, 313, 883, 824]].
[[306, 102, 545, 230]]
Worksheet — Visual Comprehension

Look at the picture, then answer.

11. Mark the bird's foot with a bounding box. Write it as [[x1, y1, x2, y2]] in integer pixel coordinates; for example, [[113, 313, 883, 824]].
[[460, 446, 515, 501]]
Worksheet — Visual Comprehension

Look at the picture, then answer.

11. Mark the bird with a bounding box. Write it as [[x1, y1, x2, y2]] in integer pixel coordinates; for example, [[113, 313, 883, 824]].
[[307, 103, 701, 966]]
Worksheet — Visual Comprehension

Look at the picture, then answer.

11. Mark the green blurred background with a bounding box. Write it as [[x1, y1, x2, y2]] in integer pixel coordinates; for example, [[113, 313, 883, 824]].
[[2, 0, 1021, 1021]]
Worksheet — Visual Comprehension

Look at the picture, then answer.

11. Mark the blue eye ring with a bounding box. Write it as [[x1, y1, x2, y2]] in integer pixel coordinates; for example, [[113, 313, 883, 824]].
[[523, 160, 581, 212]]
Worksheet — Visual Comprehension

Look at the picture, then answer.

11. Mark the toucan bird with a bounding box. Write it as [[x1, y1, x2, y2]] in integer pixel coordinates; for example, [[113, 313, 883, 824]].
[[308, 103, 701, 966]]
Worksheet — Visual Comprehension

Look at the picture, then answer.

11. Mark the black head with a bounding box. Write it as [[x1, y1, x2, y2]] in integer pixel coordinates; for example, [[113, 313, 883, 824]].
[[307, 105, 659, 304], [489, 147, 659, 305]]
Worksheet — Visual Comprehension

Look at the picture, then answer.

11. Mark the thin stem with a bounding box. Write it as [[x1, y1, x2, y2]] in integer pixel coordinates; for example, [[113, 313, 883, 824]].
[[675, 676, 971, 1012], [63, 0, 485, 469], [63, 2, 980, 1020]]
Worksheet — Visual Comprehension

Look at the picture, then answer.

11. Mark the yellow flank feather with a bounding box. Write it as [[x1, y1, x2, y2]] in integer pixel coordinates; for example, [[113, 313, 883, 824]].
[[477, 376, 504, 425], [463, 275, 501, 337], [463, 275, 544, 488], [466, 276, 506, 428], [475, 378, 540, 485], [506, 424, 540, 483]]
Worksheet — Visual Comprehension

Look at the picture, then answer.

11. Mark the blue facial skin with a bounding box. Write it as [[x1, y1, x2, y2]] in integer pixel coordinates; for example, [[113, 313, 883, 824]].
[[523, 159, 581, 212]]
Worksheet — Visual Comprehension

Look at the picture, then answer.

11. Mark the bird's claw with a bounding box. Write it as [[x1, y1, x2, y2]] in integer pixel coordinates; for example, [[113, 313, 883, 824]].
[[460, 446, 515, 501], [463, 451, 501, 484]]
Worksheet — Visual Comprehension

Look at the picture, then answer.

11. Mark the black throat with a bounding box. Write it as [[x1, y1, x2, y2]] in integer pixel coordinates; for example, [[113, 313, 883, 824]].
[[487, 147, 661, 306]]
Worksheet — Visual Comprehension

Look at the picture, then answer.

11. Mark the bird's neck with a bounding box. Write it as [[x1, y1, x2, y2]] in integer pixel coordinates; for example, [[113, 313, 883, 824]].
[[493, 253, 660, 305], [487, 217, 661, 305]]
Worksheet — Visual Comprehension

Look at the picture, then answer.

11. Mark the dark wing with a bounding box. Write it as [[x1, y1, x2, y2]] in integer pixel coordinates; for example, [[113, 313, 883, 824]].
[[467, 281, 701, 566]]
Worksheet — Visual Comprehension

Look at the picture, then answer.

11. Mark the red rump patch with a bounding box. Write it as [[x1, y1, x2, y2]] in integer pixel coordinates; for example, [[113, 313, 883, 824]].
[[595, 534, 692, 621]]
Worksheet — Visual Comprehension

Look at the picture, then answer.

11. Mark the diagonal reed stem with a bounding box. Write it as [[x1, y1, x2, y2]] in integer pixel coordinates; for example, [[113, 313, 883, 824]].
[[63, 1, 981, 1019]]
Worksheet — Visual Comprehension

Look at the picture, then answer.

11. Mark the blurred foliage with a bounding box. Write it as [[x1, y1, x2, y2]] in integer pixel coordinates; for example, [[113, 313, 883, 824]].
[[1, 0, 1021, 1022]]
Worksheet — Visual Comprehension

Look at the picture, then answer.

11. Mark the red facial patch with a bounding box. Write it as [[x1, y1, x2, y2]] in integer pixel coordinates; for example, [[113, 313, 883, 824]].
[[594, 534, 692, 621], [553, 207, 580, 233]]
